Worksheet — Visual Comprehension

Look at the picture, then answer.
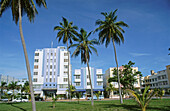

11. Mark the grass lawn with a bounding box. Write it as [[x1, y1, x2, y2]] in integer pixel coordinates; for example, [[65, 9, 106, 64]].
[[0, 99, 170, 111]]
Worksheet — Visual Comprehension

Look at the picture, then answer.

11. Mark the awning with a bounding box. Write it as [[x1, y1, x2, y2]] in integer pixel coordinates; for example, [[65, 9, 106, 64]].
[[34, 92, 42, 94], [93, 89, 104, 91], [76, 89, 86, 92], [57, 91, 66, 94]]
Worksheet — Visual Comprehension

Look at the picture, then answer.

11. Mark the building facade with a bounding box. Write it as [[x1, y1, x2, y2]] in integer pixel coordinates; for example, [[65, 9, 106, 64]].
[[142, 65, 170, 92], [104, 66, 140, 98], [32, 46, 71, 97], [0, 74, 18, 85], [74, 67, 104, 98]]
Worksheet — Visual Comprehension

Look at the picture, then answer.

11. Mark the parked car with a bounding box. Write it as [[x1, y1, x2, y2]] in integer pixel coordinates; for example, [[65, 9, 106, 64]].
[[35, 96, 43, 101], [0, 99, 8, 102], [87, 95, 104, 100], [12, 98, 28, 102]]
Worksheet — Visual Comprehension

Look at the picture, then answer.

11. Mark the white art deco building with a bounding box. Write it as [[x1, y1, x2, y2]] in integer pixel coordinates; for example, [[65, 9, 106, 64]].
[[32, 46, 71, 97]]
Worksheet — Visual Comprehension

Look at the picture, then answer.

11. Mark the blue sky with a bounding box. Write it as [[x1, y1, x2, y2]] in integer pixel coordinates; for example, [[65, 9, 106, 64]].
[[0, 0, 170, 79]]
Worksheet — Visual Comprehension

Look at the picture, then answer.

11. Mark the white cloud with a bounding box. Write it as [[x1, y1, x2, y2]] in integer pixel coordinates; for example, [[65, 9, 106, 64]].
[[129, 53, 151, 57]]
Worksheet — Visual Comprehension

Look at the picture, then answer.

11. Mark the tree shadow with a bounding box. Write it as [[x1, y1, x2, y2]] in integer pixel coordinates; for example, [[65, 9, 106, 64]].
[[9, 103, 27, 111], [99, 103, 170, 111]]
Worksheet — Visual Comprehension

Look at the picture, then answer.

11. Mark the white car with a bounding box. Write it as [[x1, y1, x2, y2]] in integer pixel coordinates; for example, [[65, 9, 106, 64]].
[[12, 98, 28, 102]]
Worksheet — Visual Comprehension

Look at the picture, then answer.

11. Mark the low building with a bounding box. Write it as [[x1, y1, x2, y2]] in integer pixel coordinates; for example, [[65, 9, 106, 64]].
[[104, 66, 141, 98], [74, 67, 104, 99], [142, 65, 170, 92], [17, 78, 28, 86]]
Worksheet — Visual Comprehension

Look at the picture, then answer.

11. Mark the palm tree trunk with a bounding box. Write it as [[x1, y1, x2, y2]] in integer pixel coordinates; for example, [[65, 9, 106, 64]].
[[112, 40, 123, 104], [0, 88, 2, 99], [142, 106, 146, 111], [66, 41, 71, 101], [85, 52, 94, 106], [18, 0, 36, 111]]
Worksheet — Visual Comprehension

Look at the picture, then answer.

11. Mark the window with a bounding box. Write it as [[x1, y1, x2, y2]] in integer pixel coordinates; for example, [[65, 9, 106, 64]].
[[54, 65, 56, 69], [76, 82, 80, 86], [162, 75, 166, 79], [50, 78, 52, 82], [46, 84, 47, 86], [33, 78, 37, 82], [54, 72, 55, 75], [97, 75, 102, 79], [50, 59, 53, 62], [64, 59, 68, 62], [34, 59, 39, 62], [34, 72, 38, 75], [135, 81, 138, 84], [152, 79, 154, 82], [59, 84, 68, 88], [53, 84, 55, 86], [64, 71, 68, 75], [97, 82, 102, 86], [64, 65, 68, 69], [158, 76, 161, 80], [50, 65, 52, 69], [156, 83, 158, 86], [46, 72, 48, 75], [55, 53, 56, 56], [54, 59, 56, 62], [51, 53, 53, 56], [35, 53, 39, 56], [46, 78, 48, 82], [50, 72, 52, 75], [87, 75, 89, 78], [87, 82, 90, 85], [54, 78, 55, 82], [47, 59, 49, 62], [155, 78, 157, 81], [47, 65, 48, 68], [49, 84, 51, 86], [64, 53, 68, 56], [63, 78, 68, 82], [76, 75, 80, 79], [34, 65, 38, 69]]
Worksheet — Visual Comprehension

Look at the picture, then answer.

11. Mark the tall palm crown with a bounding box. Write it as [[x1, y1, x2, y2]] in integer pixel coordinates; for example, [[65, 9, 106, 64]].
[[8, 81, 19, 90], [0, 81, 7, 88], [95, 9, 128, 104], [0, 0, 47, 24], [95, 9, 128, 47], [54, 17, 78, 101], [70, 28, 98, 106], [70, 28, 98, 63], [0, 1, 46, 110], [54, 17, 78, 45], [0, 81, 7, 98]]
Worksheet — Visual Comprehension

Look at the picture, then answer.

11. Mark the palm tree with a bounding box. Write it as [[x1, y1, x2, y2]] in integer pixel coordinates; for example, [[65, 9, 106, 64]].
[[155, 88, 165, 100], [70, 28, 98, 106], [95, 91, 101, 100], [8, 81, 20, 98], [66, 85, 76, 99], [75, 92, 82, 104], [54, 17, 78, 100], [0, 1, 46, 110], [0, 81, 7, 99], [126, 86, 157, 111], [106, 83, 116, 98], [52, 96, 58, 108], [95, 9, 129, 104]]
